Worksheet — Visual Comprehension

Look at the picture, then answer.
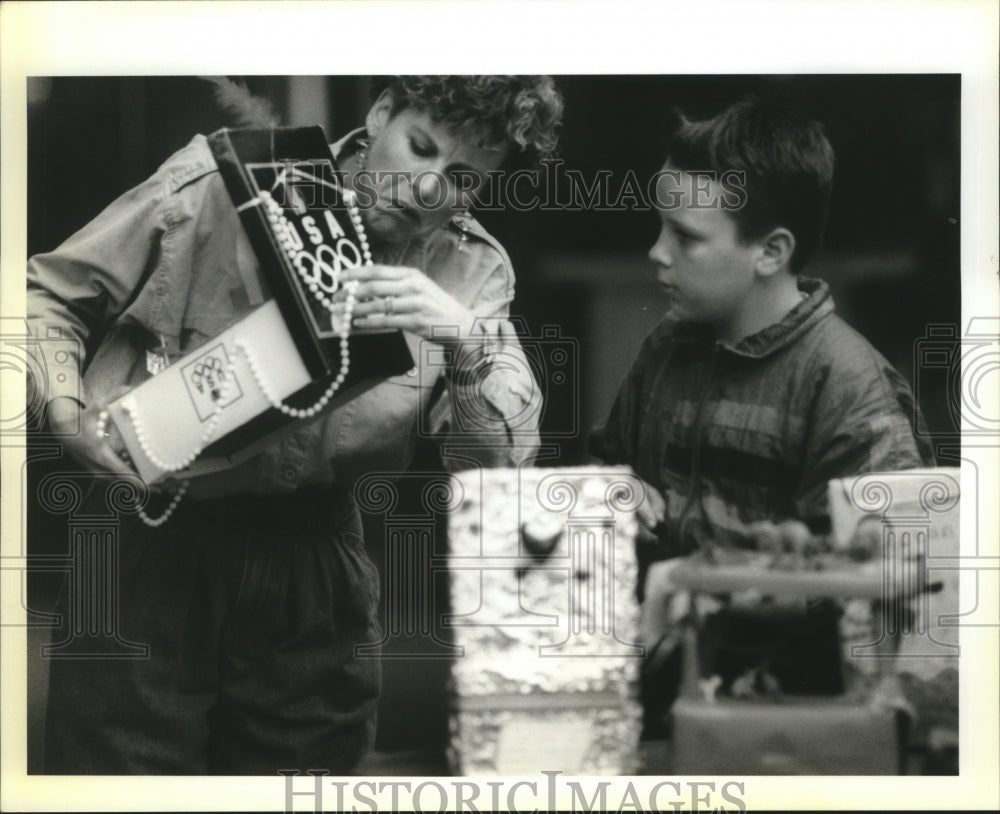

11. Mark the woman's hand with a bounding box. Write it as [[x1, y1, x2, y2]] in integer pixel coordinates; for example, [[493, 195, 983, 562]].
[[47, 388, 138, 476], [340, 264, 476, 346]]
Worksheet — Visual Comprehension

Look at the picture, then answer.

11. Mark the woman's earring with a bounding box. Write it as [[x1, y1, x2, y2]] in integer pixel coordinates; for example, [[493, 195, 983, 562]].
[[356, 136, 370, 172], [457, 207, 471, 251]]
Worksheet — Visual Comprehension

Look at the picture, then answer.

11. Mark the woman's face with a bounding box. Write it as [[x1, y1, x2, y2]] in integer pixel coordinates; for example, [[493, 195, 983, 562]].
[[353, 92, 507, 243]]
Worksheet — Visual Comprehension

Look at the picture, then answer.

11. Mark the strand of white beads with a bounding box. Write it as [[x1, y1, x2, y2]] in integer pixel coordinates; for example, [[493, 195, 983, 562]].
[[95, 409, 110, 441], [262, 192, 337, 307], [260, 189, 372, 312], [111, 184, 373, 525], [117, 356, 236, 526], [238, 187, 371, 418], [122, 396, 216, 473], [136, 480, 189, 528], [121, 356, 236, 473], [97, 408, 178, 525]]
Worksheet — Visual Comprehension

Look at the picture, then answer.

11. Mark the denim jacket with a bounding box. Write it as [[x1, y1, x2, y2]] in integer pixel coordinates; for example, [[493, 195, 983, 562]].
[[27, 131, 540, 496]]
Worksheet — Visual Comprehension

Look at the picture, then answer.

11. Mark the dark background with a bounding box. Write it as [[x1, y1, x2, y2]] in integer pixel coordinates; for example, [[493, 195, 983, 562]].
[[26, 75, 960, 764]]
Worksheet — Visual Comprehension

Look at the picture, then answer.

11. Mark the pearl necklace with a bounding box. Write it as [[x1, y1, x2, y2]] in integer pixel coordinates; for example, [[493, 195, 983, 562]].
[[100, 356, 236, 526], [136, 481, 188, 528], [120, 356, 236, 473], [237, 187, 369, 419], [97, 409, 185, 526], [97, 181, 371, 527], [261, 188, 370, 310]]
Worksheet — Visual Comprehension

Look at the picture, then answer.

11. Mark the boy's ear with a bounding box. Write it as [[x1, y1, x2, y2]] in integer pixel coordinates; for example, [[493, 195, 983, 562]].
[[755, 227, 796, 278]]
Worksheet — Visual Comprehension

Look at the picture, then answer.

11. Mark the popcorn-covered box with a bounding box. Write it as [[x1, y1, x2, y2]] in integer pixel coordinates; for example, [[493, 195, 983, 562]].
[[446, 466, 645, 776]]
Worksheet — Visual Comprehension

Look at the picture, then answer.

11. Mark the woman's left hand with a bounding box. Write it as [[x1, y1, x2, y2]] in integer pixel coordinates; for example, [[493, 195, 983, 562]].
[[340, 264, 476, 345]]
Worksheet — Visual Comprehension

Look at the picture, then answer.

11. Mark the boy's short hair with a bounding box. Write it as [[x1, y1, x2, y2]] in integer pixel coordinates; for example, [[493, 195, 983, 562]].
[[665, 95, 835, 273]]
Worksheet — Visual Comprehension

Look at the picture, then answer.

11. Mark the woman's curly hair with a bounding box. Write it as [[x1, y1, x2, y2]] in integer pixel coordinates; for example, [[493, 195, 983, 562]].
[[370, 75, 564, 163]]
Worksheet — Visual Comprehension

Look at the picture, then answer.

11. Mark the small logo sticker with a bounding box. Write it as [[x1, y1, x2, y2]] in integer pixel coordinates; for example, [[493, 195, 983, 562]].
[[181, 343, 242, 420]]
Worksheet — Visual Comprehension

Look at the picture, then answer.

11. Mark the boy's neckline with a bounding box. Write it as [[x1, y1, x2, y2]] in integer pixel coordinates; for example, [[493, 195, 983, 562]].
[[668, 277, 831, 358]]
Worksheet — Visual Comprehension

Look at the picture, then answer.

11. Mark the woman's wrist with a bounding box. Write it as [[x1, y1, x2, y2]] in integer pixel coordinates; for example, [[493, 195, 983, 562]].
[[446, 320, 501, 379]]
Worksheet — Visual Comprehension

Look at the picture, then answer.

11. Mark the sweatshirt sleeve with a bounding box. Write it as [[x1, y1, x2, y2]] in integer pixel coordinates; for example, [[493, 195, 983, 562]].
[[26, 168, 174, 406], [795, 346, 937, 529], [425, 256, 541, 471]]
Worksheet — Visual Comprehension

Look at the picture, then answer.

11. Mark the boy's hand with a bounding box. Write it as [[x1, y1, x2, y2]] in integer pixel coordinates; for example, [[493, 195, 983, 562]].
[[639, 559, 684, 668], [639, 559, 723, 669], [636, 480, 666, 539], [847, 514, 882, 562]]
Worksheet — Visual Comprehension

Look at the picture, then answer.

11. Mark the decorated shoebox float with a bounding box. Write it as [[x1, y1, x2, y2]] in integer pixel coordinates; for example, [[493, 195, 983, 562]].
[[666, 558, 905, 775], [445, 466, 645, 776], [672, 691, 901, 775], [107, 127, 412, 483], [657, 467, 962, 774]]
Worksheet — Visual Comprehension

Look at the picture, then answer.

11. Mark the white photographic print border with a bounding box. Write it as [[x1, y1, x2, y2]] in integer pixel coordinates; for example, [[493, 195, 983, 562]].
[[1, 1, 997, 811]]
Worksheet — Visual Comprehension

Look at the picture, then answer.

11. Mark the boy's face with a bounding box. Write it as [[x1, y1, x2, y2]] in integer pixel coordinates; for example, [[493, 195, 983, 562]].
[[649, 165, 762, 339]]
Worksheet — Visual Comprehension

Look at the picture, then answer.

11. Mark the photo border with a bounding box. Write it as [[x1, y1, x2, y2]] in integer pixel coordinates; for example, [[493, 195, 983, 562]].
[[2, 1, 997, 811]]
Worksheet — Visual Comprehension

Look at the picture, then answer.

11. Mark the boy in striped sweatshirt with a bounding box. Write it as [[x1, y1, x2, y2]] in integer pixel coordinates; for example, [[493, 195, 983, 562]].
[[591, 96, 935, 736]]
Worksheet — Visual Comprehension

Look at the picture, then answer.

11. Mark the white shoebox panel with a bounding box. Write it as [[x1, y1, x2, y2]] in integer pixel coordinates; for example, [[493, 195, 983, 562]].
[[106, 300, 310, 484], [827, 467, 960, 550], [827, 467, 961, 677]]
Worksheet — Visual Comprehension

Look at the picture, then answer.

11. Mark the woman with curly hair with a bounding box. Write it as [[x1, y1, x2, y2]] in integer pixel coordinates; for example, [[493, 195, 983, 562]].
[[28, 75, 563, 775]]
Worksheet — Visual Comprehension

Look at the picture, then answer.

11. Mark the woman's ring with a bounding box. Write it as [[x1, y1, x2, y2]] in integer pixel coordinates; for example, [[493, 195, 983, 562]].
[[385, 296, 394, 315]]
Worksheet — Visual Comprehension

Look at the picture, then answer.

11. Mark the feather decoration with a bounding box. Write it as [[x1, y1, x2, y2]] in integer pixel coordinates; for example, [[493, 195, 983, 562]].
[[200, 76, 281, 128]]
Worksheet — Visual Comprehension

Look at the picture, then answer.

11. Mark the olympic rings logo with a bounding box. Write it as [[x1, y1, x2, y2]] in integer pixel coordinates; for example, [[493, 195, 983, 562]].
[[190, 355, 228, 400], [292, 239, 363, 295]]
